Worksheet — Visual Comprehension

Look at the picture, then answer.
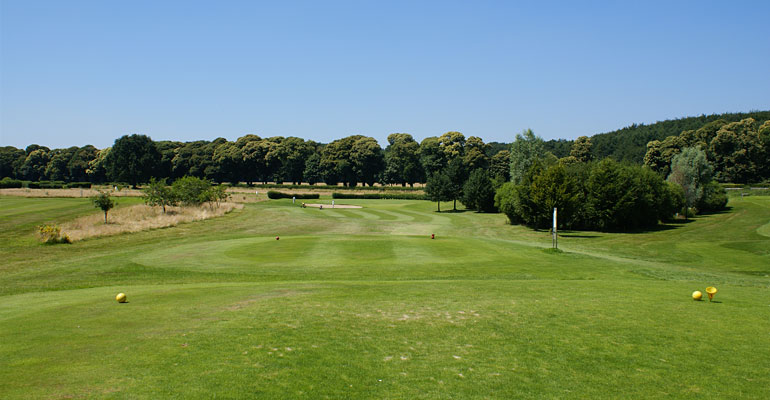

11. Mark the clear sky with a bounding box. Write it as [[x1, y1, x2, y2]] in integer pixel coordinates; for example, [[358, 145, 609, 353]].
[[1, 0, 768, 149]]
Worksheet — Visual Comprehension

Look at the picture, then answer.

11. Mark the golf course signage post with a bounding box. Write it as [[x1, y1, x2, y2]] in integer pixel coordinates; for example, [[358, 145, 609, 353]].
[[552, 207, 558, 249]]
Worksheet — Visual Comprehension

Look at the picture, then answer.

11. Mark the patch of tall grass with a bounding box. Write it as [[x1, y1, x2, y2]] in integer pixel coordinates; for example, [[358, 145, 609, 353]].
[[61, 202, 242, 241]]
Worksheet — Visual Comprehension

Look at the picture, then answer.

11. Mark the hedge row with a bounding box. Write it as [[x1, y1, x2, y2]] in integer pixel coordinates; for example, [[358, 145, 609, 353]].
[[266, 191, 319, 199], [0, 179, 94, 189], [236, 183, 422, 192], [0, 178, 23, 188], [331, 192, 428, 200]]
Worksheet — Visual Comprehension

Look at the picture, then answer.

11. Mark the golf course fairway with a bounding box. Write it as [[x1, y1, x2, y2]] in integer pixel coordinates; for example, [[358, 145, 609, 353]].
[[1, 195, 768, 398]]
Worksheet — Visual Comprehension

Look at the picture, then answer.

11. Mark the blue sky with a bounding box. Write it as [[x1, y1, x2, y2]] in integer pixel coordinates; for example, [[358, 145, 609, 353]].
[[1, 0, 768, 149]]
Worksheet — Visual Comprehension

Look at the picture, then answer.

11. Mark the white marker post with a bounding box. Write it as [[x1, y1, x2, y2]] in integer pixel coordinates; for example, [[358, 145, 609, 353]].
[[552, 207, 558, 249], [292, 196, 296, 204]]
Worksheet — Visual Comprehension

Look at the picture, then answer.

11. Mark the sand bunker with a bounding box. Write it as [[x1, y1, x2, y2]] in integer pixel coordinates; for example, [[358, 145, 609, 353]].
[[303, 203, 362, 209]]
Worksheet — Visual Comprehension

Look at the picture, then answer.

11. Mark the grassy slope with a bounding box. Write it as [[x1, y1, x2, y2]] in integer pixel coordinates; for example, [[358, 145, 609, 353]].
[[0, 196, 768, 398]]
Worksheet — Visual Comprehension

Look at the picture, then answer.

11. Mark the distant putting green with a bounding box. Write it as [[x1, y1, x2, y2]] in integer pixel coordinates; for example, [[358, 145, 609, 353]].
[[0, 195, 769, 398]]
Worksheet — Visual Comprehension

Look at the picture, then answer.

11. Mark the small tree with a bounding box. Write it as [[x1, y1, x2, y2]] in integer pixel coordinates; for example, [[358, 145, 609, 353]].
[[91, 190, 115, 223], [143, 177, 177, 213], [444, 157, 467, 211], [172, 176, 214, 206], [210, 185, 230, 207], [425, 172, 453, 212]]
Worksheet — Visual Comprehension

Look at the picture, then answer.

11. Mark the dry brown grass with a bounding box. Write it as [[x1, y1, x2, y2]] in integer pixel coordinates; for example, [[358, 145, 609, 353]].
[[0, 187, 270, 203], [0, 188, 144, 198], [61, 202, 243, 242]]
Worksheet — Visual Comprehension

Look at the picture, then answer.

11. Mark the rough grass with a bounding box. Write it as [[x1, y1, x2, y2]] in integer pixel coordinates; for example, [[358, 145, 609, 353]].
[[61, 202, 243, 241], [0, 187, 145, 197], [0, 195, 768, 398]]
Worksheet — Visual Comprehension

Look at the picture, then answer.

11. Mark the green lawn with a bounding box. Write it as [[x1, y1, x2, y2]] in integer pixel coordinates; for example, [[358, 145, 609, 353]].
[[1, 195, 768, 398]]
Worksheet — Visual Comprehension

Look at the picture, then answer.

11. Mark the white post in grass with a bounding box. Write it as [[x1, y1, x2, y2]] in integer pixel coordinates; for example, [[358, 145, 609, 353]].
[[552, 207, 558, 249]]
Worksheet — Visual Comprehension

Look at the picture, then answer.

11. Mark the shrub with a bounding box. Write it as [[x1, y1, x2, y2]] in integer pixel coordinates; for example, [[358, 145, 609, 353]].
[[267, 191, 319, 199], [143, 178, 177, 213], [698, 181, 728, 212], [0, 177, 22, 188], [462, 169, 497, 212], [494, 182, 519, 224], [331, 192, 427, 200], [496, 159, 681, 231], [241, 183, 422, 191], [172, 176, 214, 205], [37, 224, 71, 244], [66, 182, 92, 188], [26, 181, 41, 188], [38, 181, 65, 189]]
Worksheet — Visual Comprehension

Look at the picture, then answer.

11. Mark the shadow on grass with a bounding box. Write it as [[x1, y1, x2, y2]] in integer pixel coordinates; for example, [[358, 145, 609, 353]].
[[559, 231, 601, 239], [697, 206, 733, 216]]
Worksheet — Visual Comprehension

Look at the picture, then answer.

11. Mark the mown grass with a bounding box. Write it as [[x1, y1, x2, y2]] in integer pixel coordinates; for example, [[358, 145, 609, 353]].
[[0, 195, 769, 398]]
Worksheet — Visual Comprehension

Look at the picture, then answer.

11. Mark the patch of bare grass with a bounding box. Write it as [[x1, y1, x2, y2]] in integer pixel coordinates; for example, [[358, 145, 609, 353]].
[[61, 202, 242, 241]]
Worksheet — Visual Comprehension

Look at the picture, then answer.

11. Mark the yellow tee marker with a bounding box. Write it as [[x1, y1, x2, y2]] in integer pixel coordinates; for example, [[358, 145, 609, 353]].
[[705, 287, 717, 302]]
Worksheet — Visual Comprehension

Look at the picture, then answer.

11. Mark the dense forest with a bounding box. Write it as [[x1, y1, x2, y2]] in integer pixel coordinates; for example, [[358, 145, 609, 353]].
[[589, 110, 770, 163]]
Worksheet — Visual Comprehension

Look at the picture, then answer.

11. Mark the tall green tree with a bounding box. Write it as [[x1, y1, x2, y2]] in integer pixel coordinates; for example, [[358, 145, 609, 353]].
[[20, 148, 51, 181], [272, 137, 313, 184], [463, 136, 490, 171], [419, 137, 445, 178], [667, 147, 713, 213], [171, 140, 212, 179], [321, 135, 378, 186], [237, 135, 269, 184], [67, 145, 98, 182], [509, 129, 546, 184], [462, 169, 496, 212], [709, 118, 763, 183], [383, 133, 423, 186], [105, 134, 161, 187], [211, 141, 242, 184], [425, 172, 453, 212], [759, 120, 770, 178], [86, 147, 110, 183], [569, 136, 593, 163], [489, 150, 511, 182], [0, 146, 26, 179], [303, 152, 323, 185], [444, 157, 467, 211], [350, 136, 384, 186], [45, 147, 78, 181], [438, 131, 466, 159]]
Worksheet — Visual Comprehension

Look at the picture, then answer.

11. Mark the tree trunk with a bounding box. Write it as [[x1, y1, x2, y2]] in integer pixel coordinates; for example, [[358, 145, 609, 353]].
[[104, 211, 108, 224], [453, 199, 457, 211], [437, 201, 441, 212]]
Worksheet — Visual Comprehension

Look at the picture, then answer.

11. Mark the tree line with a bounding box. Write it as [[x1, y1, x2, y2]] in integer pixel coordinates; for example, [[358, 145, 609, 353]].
[[488, 130, 729, 231], [3, 114, 766, 232], [0, 132, 512, 189]]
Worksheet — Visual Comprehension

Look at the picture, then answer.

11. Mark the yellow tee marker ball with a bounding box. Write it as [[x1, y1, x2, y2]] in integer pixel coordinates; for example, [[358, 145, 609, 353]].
[[116, 293, 127, 303], [692, 291, 702, 301]]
